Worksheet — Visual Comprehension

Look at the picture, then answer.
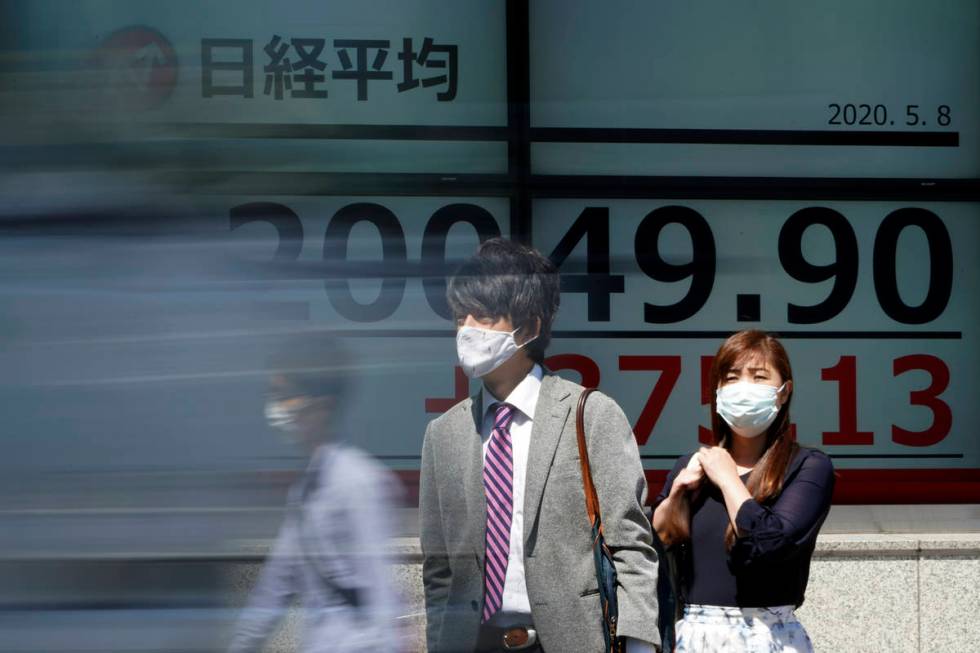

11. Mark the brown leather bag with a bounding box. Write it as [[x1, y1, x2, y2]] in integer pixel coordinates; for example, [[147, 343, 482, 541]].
[[576, 388, 625, 653]]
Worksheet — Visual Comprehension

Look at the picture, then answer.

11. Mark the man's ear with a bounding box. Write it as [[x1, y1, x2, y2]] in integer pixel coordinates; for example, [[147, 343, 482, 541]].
[[519, 317, 542, 345]]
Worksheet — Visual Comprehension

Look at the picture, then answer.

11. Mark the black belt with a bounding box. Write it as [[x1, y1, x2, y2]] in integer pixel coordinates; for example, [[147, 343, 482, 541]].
[[475, 624, 542, 652]]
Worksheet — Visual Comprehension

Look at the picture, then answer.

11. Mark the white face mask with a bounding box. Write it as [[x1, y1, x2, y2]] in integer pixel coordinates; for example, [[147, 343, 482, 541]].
[[456, 325, 537, 379], [265, 400, 305, 434], [715, 382, 787, 438]]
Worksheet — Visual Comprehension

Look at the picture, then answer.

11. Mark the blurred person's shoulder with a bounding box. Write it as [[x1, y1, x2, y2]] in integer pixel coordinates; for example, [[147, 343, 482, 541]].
[[330, 442, 392, 477], [329, 443, 405, 500]]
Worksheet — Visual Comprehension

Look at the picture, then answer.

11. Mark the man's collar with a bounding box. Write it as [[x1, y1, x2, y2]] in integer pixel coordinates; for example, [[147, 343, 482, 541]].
[[481, 363, 543, 422]]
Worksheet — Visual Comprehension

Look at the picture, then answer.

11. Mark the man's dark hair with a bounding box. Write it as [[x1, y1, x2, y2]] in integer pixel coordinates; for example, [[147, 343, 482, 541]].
[[267, 332, 352, 403], [446, 238, 560, 364]]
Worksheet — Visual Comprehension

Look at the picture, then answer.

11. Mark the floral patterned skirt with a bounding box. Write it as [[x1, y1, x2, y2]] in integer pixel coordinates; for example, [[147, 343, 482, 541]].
[[675, 604, 815, 653]]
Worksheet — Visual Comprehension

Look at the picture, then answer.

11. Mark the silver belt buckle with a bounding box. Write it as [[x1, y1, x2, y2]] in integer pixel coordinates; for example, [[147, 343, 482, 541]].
[[502, 626, 537, 650]]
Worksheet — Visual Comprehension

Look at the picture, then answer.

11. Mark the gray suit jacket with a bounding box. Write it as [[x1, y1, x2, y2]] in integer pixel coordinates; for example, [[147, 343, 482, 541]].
[[420, 373, 660, 652]]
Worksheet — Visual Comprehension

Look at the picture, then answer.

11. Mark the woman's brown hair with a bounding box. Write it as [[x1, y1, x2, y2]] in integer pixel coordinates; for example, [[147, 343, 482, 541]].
[[710, 330, 798, 549]]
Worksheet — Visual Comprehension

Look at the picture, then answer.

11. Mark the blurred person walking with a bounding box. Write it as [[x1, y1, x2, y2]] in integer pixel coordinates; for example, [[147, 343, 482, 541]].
[[229, 334, 404, 653]]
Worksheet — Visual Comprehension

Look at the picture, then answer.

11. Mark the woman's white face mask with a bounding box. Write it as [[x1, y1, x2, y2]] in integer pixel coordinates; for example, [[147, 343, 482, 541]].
[[715, 381, 787, 438], [456, 325, 537, 379]]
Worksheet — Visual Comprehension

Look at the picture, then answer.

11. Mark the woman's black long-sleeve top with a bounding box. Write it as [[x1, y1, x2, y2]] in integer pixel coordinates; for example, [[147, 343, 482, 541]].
[[655, 447, 834, 608]]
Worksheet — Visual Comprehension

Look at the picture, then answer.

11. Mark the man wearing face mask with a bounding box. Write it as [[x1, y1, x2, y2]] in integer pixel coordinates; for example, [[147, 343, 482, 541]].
[[420, 238, 661, 653], [229, 334, 404, 653]]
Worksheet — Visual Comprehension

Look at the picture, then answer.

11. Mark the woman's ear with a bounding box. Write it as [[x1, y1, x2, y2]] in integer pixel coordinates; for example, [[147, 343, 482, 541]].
[[777, 380, 793, 407]]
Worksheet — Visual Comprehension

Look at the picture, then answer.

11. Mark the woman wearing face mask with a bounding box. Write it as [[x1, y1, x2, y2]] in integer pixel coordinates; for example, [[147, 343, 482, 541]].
[[652, 330, 834, 653]]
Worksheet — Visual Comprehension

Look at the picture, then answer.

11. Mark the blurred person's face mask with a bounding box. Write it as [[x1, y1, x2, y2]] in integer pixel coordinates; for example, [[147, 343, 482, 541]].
[[715, 382, 786, 438], [456, 325, 537, 378], [264, 398, 311, 435]]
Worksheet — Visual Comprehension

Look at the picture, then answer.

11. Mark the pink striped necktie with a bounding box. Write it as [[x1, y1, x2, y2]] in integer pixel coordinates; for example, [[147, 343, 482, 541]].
[[482, 402, 516, 623]]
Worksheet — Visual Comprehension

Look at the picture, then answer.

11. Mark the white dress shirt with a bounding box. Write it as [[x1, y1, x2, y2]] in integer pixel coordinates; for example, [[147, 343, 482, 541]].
[[480, 365, 659, 652]]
